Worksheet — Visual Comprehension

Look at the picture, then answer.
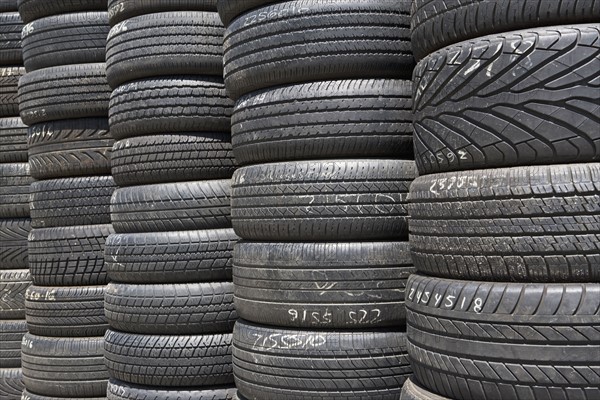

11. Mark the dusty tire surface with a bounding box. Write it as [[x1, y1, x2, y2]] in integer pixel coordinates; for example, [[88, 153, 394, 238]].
[[0, 219, 30, 269], [0, 117, 27, 163], [17, 0, 107, 23], [108, 0, 218, 25], [0, 163, 31, 219], [216, 0, 279, 26], [107, 379, 238, 400], [0, 320, 27, 368], [0, 368, 23, 398], [400, 378, 450, 400], [0, 269, 30, 319], [0, 12, 23, 65], [0, 67, 23, 118]]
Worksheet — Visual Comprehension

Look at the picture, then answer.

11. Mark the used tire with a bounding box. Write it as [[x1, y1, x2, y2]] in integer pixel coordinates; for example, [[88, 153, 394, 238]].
[[106, 11, 224, 88], [231, 160, 416, 241], [21, 391, 106, 400], [17, 0, 107, 23], [25, 285, 107, 337], [414, 25, 600, 174], [232, 79, 413, 165], [104, 329, 234, 387], [406, 274, 600, 400], [223, 0, 413, 99], [109, 77, 232, 140], [401, 378, 449, 400], [111, 180, 232, 233], [0, 67, 24, 118], [234, 241, 414, 328], [0, 269, 30, 319], [108, 0, 218, 25], [21, 333, 108, 398], [28, 224, 113, 286], [411, 0, 600, 60], [0, 368, 22, 398], [0, 117, 27, 163], [0, 163, 31, 219], [0, 320, 27, 368], [0, 12, 22, 65], [233, 320, 412, 400], [107, 380, 238, 400], [111, 133, 236, 186], [0, 0, 17, 12], [409, 163, 600, 282], [0, 219, 30, 269], [106, 229, 238, 283], [216, 0, 278, 26], [18, 63, 110, 125], [28, 118, 113, 179]]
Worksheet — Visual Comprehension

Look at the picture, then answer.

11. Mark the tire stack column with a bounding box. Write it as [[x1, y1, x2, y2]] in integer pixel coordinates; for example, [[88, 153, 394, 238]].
[[218, 1, 418, 398], [16, 0, 114, 398], [102, 1, 239, 398], [401, 1, 600, 399]]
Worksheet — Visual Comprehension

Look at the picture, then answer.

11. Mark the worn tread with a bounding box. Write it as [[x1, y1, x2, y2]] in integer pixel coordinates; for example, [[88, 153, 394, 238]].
[[108, 0, 217, 25], [0, 67, 24, 118], [0, 269, 30, 319], [0, 368, 22, 398], [0, 219, 30, 269], [17, 0, 107, 23], [0, 12, 23, 65], [107, 379, 238, 400], [0, 320, 27, 368], [0, 163, 31, 218], [0, 117, 27, 163]]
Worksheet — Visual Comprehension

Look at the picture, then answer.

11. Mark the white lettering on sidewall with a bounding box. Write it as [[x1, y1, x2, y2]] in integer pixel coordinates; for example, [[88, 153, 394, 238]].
[[243, 6, 311, 26], [108, 2, 125, 19], [26, 288, 56, 301], [108, 21, 128, 40], [22, 337, 34, 349], [252, 333, 327, 350], [408, 286, 484, 314]]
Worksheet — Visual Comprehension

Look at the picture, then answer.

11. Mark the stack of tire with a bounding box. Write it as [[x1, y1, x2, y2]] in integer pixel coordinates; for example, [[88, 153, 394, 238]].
[[0, 2, 30, 398], [102, 1, 239, 398], [219, 1, 418, 398], [16, 0, 114, 398], [401, 2, 600, 399]]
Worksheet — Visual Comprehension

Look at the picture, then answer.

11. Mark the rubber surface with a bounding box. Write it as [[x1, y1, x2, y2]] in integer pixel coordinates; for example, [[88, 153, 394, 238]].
[[413, 25, 600, 174], [28, 118, 113, 179], [233, 320, 412, 400], [106, 11, 224, 88], [111, 179, 232, 233], [0, 219, 30, 269], [0, 67, 24, 118], [0, 320, 27, 367], [223, 0, 413, 99], [0, 163, 30, 219], [108, 0, 218, 25], [0, 368, 22, 399], [0, 0, 17, 12], [0, 12, 23, 65], [17, 0, 107, 23], [234, 241, 414, 328], [409, 163, 600, 282], [231, 160, 416, 241], [21, 391, 106, 400], [0, 117, 27, 163], [107, 380, 238, 400], [232, 79, 413, 165], [0, 269, 29, 319], [106, 228, 238, 283], [406, 274, 600, 400], [400, 378, 450, 400], [216, 0, 279, 26]]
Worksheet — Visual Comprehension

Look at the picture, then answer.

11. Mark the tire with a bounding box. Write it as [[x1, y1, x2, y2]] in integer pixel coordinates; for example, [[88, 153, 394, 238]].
[[223, 0, 413, 100], [0, 320, 27, 368], [28, 224, 113, 286], [105, 282, 236, 334], [106, 11, 224, 88], [105, 228, 238, 283], [17, 0, 107, 23], [234, 241, 414, 328], [0, 368, 22, 399], [25, 285, 107, 337], [21, 391, 106, 400], [30, 176, 116, 228], [111, 180, 232, 233], [0, 117, 27, 163], [414, 25, 600, 174], [21, 333, 108, 398], [409, 163, 600, 282], [111, 133, 236, 186], [0, 219, 30, 269], [0, 67, 24, 118], [21, 12, 109, 72], [108, 77, 232, 140], [232, 79, 413, 165], [233, 320, 412, 400], [0, 270, 29, 319], [18, 63, 110, 125], [406, 274, 600, 400], [231, 160, 416, 241], [0, 0, 17, 12], [0, 12, 22, 65], [28, 118, 113, 179], [107, 379, 238, 400], [400, 378, 449, 400], [216, 0, 278, 26], [104, 329, 234, 387], [411, 0, 600, 60], [108, 0, 218, 25], [0, 163, 30, 219]]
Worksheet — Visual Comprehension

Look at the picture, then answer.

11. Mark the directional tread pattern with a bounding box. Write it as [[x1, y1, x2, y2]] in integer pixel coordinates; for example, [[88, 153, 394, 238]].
[[0, 320, 27, 367], [0, 219, 30, 269], [0, 368, 23, 398], [17, 0, 107, 23], [0, 12, 23, 64], [0, 67, 24, 118], [0, 270, 30, 319], [0, 163, 31, 218], [107, 379, 238, 400], [108, 0, 218, 25], [401, 378, 450, 400], [0, 117, 27, 163]]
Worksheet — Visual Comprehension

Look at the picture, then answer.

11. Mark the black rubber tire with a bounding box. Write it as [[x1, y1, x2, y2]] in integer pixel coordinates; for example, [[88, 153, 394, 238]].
[[25, 285, 107, 337], [411, 0, 600, 60], [0, 163, 30, 219], [21, 391, 106, 400], [0, 0, 17, 12], [0, 117, 27, 163], [18, 63, 110, 125], [106, 11, 224, 88], [0, 219, 30, 269], [409, 163, 600, 282], [111, 179, 232, 233], [0, 67, 24, 118], [21, 12, 109, 72], [28, 118, 113, 179], [107, 379, 238, 400], [0, 12, 22, 65], [108, 77, 232, 140], [0, 368, 22, 399], [406, 274, 600, 400], [108, 0, 218, 25], [17, 0, 107, 23], [232, 79, 413, 165], [216, 0, 278, 26], [223, 0, 413, 100], [233, 320, 412, 400], [0, 270, 29, 319], [0, 320, 27, 368], [111, 134, 236, 186], [231, 160, 416, 241], [105, 228, 237, 283], [28, 224, 113, 286], [104, 329, 234, 388], [105, 282, 236, 335], [234, 241, 414, 328], [21, 333, 108, 398], [414, 25, 600, 174], [400, 378, 449, 400]]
